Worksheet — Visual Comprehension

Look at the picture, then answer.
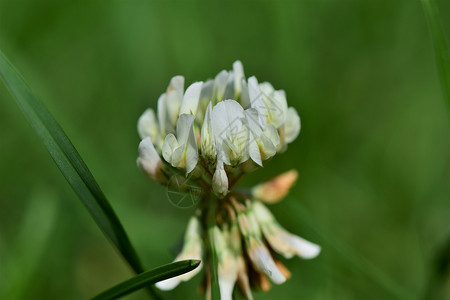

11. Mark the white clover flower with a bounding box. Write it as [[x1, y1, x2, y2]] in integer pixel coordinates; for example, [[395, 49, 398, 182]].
[[137, 61, 318, 299]]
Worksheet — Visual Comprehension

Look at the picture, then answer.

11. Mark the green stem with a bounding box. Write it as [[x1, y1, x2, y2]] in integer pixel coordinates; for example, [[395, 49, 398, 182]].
[[206, 196, 220, 300]]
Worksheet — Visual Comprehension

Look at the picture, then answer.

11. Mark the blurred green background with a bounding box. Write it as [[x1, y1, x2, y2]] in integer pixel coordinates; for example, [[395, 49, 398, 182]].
[[1, 0, 450, 299]]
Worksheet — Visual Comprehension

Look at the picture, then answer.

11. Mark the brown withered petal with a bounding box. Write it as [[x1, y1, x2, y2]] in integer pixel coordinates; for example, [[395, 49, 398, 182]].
[[252, 170, 298, 203]]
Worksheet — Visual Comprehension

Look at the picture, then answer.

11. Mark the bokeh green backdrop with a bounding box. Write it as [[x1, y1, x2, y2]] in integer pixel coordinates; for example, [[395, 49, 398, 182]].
[[1, 0, 450, 299]]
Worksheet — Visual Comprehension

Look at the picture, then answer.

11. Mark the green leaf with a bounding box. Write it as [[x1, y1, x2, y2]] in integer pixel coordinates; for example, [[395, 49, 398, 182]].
[[92, 260, 201, 300], [0, 50, 157, 296], [422, 0, 450, 109]]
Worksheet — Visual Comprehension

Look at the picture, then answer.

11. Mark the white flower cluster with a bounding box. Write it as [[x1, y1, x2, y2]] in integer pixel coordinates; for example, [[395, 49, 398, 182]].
[[137, 61, 300, 197], [136, 62, 320, 300]]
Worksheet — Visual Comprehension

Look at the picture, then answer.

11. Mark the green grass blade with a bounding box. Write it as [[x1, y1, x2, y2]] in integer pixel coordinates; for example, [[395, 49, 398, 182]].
[[422, 0, 450, 108], [0, 50, 151, 286], [92, 260, 200, 300]]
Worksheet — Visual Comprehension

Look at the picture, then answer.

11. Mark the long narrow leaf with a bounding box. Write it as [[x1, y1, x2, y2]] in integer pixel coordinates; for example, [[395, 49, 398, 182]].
[[422, 0, 450, 108], [92, 260, 201, 300], [0, 50, 155, 294]]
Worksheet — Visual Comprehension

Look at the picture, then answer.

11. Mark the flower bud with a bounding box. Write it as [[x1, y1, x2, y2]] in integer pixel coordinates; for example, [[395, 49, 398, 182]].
[[233, 60, 245, 99], [212, 160, 228, 198], [252, 170, 298, 203]]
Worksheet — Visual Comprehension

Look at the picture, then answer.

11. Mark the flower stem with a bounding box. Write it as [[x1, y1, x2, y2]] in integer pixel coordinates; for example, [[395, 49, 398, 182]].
[[206, 196, 220, 300]]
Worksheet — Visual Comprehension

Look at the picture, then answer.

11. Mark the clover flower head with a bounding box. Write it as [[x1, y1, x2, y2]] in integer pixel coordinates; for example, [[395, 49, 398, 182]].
[[137, 61, 319, 299]]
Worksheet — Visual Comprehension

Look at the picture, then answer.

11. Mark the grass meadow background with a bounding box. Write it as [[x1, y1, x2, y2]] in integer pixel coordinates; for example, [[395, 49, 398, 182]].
[[1, 0, 450, 299]]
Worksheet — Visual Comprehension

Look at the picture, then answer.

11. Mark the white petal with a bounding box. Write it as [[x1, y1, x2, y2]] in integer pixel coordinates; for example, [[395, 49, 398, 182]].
[[289, 235, 321, 259], [162, 133, 178, 164], [173, 114, 198, 173], [245, 109, 263, 165], [259, 82, 287, 128], [137, 137, 162, 178], [283, 107, 301, 144], [253, 202, 320, 259], [196, 79, 214, 123], [248, 131, 262, 166], [248, 76, 265, 122], [179, 81, 203, 116], [200, 102, 217, 162], [245, 108, 263, 137], [138, 108, 159, 142], [247, 240, 286, 284], [271, 90, 288, 127], [233, 60, 245, 99], [166, 76, 185, 126], [211, 100, 245, 139], [214, 70, 229, 103], [223, 72, 235, 100], [263, 123, 280, 148], [219, 275, 235, 300], [211, 100, 248, 165], [176, 114, 195, 146], [157, 93, 174, 135], [258, 124, 279, 160], [237, 211, 286, 284], [184, 124, 199, 174], [155, 277, 181, 291], [240, 79, 251, 109], [156, 218, 203, 291]]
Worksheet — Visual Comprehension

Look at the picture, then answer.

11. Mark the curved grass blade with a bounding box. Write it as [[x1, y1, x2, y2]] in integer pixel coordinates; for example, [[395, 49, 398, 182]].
[[0, 50, 157, 296], [421, 0, 450, 109], [92, 260, 200, 300]]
